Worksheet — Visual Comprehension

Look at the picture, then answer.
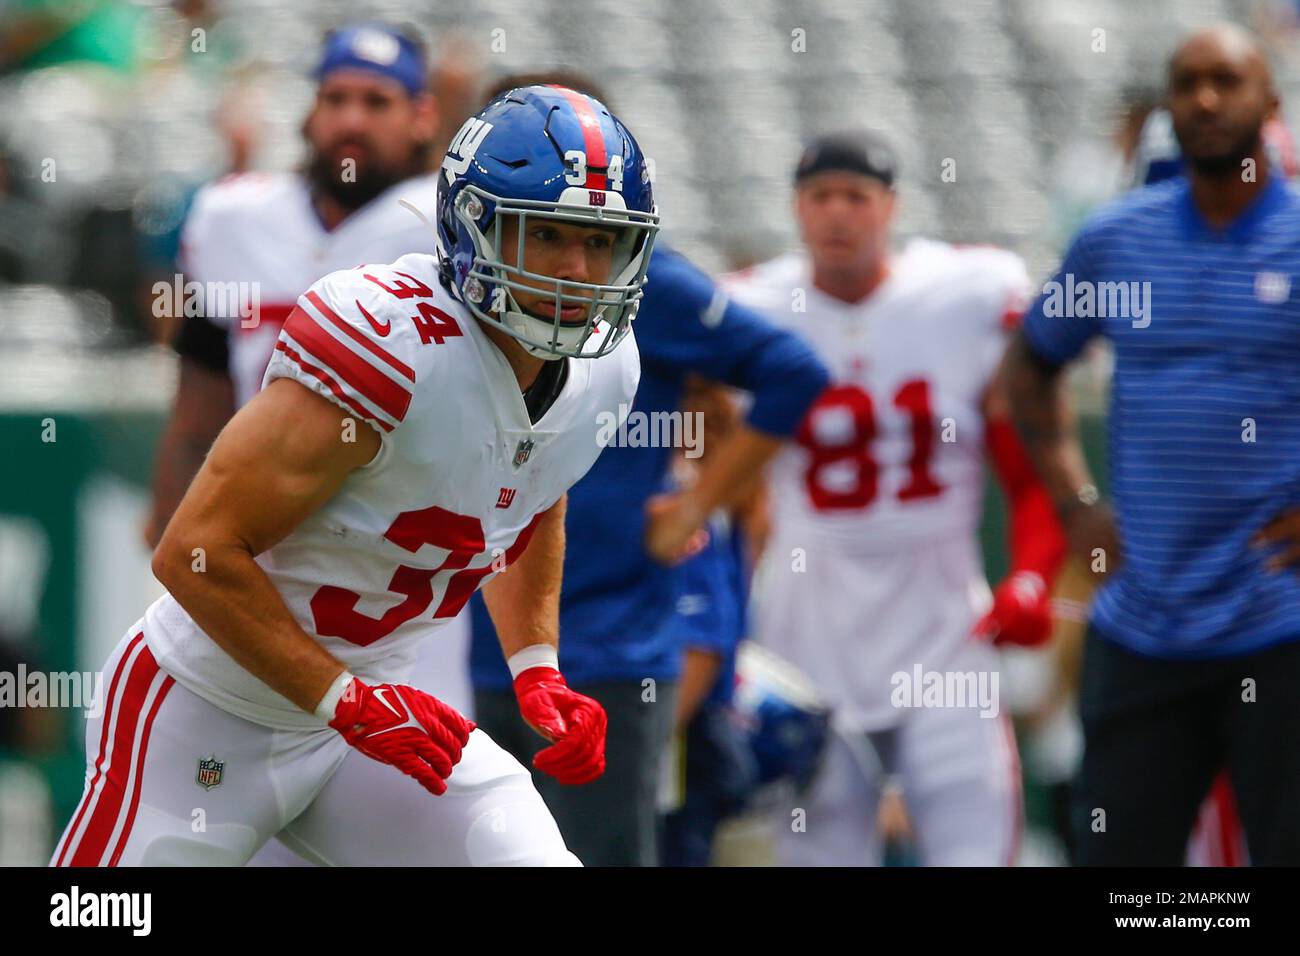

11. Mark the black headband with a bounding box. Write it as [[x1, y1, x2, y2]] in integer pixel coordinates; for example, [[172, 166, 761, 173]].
[[794, 129, 897, 187]]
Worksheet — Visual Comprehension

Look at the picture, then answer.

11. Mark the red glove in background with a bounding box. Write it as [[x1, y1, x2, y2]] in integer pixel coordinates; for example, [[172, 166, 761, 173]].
[[329, 678, 474, 796], [513, 667, 607, 785], [979, 416, 1067, 649], [972, 570, 1054, 647]]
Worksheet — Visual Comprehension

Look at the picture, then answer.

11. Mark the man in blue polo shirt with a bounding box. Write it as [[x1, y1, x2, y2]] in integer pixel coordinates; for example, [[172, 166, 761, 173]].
[[1005, 23, 1300, 865]]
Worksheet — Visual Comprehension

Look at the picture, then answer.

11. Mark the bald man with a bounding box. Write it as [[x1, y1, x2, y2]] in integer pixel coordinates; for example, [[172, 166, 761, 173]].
[[1004, 24, 1300, 865]]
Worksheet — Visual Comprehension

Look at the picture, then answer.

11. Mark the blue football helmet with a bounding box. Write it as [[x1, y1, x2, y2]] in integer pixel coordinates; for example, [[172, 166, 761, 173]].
[[732, 642, 832, 791], [436, 85, 659, 359]]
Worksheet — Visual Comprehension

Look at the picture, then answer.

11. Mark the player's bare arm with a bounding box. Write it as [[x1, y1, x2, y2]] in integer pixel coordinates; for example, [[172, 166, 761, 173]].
[[645, 425, 781, 565], [1255, 507, 1300, 572], [151, 376, 378, 713], [480, 493, 566, 661], [1002, 331, 1120, 575], [144, 356, 236, 548], [153, 373, 473, 796], [479, 492, 606, 784]]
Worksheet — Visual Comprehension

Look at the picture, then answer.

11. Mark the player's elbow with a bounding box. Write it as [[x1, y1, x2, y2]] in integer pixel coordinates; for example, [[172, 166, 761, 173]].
[[150, 531, 187, 592], [151, 520, 212, 596]]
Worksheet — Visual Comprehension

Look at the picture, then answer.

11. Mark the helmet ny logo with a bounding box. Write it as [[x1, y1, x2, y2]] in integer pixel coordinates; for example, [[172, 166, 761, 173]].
[[442, 118, 493, 182]]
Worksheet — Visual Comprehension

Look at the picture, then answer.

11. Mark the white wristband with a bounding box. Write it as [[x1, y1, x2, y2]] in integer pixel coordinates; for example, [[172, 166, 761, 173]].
[[314, 670, 356, 723], [506, 645, 559, 680]]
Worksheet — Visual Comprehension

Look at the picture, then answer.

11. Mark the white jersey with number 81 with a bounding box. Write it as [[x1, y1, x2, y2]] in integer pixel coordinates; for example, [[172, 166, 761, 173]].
[[724, 239, 1029, 730]]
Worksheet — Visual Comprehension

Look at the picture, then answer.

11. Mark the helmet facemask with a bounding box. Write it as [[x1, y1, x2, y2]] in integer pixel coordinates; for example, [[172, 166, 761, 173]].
[[451, 183, 659, 359]]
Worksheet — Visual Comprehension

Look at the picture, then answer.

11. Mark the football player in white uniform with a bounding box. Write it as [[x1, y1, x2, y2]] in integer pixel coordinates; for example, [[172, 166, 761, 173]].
[[146, 24, 443, 543], [52, 85, 658, 866], [142, 26, 463, 865], [726, 130, 1067, 866]]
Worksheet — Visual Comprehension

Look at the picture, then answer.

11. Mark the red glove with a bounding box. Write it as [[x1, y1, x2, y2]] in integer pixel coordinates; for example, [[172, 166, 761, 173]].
[[972, 571, 1054, 648], [513, 667, 607, 785], [327, 677, 474, 796]]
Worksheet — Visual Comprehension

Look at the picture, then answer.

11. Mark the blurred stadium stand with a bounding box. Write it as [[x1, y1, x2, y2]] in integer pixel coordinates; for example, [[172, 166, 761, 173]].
[[0, 0, 1286, 351]]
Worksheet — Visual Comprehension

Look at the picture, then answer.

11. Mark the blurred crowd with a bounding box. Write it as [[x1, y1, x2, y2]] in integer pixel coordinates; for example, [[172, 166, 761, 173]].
[[4, 0, 1299, 353]]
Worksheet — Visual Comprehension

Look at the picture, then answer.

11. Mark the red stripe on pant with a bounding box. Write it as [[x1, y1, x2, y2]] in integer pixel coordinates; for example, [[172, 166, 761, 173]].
[[1210, 773, 1246, 867], [56, 636, 174, 867], [107, 668, 174, 867], [54, 632, 144, 866]]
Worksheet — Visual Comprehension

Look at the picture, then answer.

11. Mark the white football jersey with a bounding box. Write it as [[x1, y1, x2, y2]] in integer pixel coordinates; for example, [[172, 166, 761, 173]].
[[726, 239, 1029, 555], [726, 239, 1030, 730], [178, 172, 441, 406], [144, 253, 640, 730]]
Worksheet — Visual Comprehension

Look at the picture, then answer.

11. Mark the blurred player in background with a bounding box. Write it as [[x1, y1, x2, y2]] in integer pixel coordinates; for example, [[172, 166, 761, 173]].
[[1006, 24, 1300, 865], [469, 74, 829, 867], [726, 130, 1067, 865], [144, 23, 440, 547], [53, 84, 658, 866]]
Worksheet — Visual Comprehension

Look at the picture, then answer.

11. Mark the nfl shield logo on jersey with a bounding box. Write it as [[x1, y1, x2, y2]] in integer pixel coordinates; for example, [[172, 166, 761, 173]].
[[513, 438, 535, 468], [196, 755, 224, 791]]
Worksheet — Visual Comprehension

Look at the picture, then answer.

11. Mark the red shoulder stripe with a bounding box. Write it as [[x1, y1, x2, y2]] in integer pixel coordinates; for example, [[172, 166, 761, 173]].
[[305, 291, 415, 382], [274, 341, 395, 432], [284, 307, 411, 423]]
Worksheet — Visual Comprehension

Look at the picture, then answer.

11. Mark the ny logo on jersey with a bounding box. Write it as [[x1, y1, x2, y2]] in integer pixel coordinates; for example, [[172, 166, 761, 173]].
[[196, 755, 224, 791], [513, 438, 535, 468], [496, 487, 517, 509], [442, 117, 494, 183]]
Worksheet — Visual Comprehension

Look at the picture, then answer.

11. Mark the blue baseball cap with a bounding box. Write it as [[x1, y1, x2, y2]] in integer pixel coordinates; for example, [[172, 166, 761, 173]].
[[315, 24, 426, 97]]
